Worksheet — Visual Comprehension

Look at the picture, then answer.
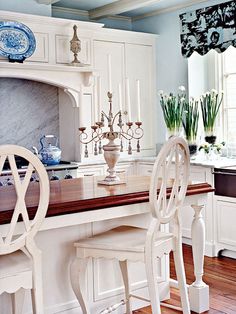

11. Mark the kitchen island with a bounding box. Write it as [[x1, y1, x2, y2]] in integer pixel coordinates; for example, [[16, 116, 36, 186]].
[[0, 176, 214, 314]]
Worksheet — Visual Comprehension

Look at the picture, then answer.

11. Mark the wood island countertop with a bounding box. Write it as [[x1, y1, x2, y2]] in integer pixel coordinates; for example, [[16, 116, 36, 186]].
[[0, 176, 214, 225]]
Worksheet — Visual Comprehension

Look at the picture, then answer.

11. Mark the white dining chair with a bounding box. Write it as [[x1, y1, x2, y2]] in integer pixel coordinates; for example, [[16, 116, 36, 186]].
[[0, 145, 50, 314], [70, 136, 190, 314]]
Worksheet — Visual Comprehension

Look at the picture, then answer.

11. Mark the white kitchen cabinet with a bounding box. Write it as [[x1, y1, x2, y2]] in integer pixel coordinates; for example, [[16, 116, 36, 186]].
[[77, 164, 105, 177], [136, 162, 154, 176], [93, 40, 125, 120], [215, 197, 236, 255], [91, 36, 157, 161], [125, 44, 155, 155], [116, 162, 136, 176]]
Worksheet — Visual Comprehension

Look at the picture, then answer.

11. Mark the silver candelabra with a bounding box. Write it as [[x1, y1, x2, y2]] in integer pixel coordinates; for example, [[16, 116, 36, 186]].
[[79, 92, 144, 185]]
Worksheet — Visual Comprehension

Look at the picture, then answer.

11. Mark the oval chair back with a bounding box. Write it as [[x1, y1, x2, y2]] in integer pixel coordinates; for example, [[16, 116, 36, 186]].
[[0, 144, 50, 255], [149, 137, 190, 224]]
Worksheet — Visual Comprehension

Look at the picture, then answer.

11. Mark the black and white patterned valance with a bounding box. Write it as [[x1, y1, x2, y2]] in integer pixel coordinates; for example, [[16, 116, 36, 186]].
[[180, 1, 236, 58]]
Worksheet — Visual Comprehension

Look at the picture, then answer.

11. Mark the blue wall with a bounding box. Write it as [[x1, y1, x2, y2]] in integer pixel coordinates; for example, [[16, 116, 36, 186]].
[[132, 0, 232, 144], [0, 0, 51, 16]]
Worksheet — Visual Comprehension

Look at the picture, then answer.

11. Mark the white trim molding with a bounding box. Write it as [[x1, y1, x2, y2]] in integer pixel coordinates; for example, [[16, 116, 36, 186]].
[[89, 0, 164, 19], [52, 6, 132, 22], [36, 0, 60, 4]]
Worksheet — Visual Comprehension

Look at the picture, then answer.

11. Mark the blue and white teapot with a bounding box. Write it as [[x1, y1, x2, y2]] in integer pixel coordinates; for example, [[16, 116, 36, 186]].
[[39, 135, 61, 165]]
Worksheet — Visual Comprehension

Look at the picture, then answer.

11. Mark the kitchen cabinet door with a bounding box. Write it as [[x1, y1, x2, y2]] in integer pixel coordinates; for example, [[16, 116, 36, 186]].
[[125, 44, 155, 155], [93, 40, 125, 122]]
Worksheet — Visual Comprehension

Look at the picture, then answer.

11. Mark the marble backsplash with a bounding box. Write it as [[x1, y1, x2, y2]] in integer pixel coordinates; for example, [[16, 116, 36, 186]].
[[0, 78, 59, 150]]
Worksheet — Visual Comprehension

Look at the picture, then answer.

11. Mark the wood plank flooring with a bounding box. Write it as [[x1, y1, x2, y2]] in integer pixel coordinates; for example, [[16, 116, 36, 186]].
[[133, 245, 236, 314]]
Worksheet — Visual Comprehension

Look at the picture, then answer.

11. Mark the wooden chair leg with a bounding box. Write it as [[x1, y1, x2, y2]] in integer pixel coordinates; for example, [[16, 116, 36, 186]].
[[11, 289, 25, 314], [119, 260, 132, 314], [70, 257, 91, 314], [173, 241, 190, 314], [145, 255, 162, 314]]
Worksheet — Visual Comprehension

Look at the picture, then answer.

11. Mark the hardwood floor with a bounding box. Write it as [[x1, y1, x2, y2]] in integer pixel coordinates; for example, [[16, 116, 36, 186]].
[[133, 245, 236, 314]]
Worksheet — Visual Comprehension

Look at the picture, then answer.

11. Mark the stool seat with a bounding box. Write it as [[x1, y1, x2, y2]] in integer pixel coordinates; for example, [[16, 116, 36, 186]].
[[74, 225, 174, 254], [0, 250, 31, 279]]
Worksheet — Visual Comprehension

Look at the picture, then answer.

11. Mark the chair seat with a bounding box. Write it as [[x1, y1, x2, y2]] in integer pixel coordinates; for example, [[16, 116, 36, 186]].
[[74, 225, 174, 253], [0, 250, 31, 279]]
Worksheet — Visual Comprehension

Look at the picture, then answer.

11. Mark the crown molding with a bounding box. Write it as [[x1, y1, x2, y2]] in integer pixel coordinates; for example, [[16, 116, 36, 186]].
[[52, 6, 131, 22], [132, 0, 208, 21], [36, 0, 60, 4], [52, 6, 89, 17]]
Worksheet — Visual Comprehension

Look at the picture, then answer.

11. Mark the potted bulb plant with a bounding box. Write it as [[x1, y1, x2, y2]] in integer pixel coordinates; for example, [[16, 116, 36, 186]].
[[200, 89, 224, 144], [159, 86, 186, 137], [182, 98, 199, 156]]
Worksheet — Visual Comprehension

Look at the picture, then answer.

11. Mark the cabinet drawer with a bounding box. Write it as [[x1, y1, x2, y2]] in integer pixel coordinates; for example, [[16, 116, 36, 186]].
[[77, 165, 104, 177], [137, 163, 153, 176], [116, 163, 135, 176]]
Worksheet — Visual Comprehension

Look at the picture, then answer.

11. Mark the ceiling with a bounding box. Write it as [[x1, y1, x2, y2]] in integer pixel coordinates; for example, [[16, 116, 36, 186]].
[[52, 0, 209, 20]]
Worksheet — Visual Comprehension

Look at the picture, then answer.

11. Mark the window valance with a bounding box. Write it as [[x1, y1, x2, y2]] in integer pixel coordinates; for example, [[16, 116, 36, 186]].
[[180, 1, 236, 58]]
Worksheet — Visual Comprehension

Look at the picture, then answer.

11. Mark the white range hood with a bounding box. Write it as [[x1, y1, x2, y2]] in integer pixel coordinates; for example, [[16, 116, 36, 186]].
[[0, 10, 103, 161]]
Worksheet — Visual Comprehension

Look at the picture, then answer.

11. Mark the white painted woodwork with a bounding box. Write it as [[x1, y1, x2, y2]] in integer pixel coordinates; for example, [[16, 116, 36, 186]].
[[125, 43, 155, 154], [213, 197, 236, 255], [89, 0, 164, 19], [27, 32, 49, 63], [36, 0, 59, 4], [93, 40, 125, 117], [56, 35, 91, 65], [70, 137, 192, 314], [0, 145, 50, 313], [0, 10, 157, 162]]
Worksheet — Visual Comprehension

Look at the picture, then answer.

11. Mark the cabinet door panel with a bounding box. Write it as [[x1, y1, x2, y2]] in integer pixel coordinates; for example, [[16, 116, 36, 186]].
[[217, 200, 236, 247], [125, 44, 154, 152], [93, 40, 125, 117]]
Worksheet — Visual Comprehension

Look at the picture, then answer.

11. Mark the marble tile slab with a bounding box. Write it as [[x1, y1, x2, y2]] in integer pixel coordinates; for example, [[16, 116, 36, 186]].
[[0, 78, 59, 151]]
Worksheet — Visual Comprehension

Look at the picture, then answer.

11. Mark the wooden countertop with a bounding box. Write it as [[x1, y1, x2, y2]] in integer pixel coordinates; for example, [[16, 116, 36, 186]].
[[0, 176, 214, 225]]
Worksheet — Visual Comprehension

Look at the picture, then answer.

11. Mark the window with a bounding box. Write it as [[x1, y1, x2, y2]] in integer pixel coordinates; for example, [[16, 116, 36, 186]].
[[188, 47, 236, 152], [222, 46, 236, 148]]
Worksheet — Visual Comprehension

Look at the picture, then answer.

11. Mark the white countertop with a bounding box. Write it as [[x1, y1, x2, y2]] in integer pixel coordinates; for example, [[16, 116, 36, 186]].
[[77, 155, 236, 169]]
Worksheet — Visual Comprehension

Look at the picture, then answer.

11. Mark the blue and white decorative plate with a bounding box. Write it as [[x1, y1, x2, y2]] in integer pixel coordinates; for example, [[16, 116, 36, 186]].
[[0, 21, 36, 62]]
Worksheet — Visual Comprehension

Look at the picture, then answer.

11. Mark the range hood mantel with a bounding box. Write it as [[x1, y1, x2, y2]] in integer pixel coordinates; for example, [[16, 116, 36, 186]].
[[0, 10, 103, 107]]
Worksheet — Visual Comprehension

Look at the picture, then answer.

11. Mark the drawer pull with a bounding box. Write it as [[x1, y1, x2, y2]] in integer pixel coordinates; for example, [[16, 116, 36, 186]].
[[84, 173, 95, 176], [116, 170, 126, 174]]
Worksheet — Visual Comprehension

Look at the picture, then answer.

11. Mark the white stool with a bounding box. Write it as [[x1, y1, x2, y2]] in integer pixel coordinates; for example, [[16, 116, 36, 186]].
[[70, 137, 190, 314], [0, 145, 50, 314]]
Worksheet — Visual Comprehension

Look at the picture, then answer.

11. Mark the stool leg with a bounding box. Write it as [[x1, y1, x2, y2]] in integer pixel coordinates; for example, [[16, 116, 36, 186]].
[[173, 238, 190, 314], [11, 289, 25, 314], [145, 255, 161, 314], [30, 249, 44, 314], [70, 257, 90, 314], [119, 260, 132, 314]]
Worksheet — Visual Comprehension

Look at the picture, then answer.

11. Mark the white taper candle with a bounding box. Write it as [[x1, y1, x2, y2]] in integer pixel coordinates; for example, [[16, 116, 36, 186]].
[[118, 83, 122, 112], [97, 76, 101, 121], [136, 79, 141, 122], [107, 54, 112, 92], [125, 78, 131, 121]]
